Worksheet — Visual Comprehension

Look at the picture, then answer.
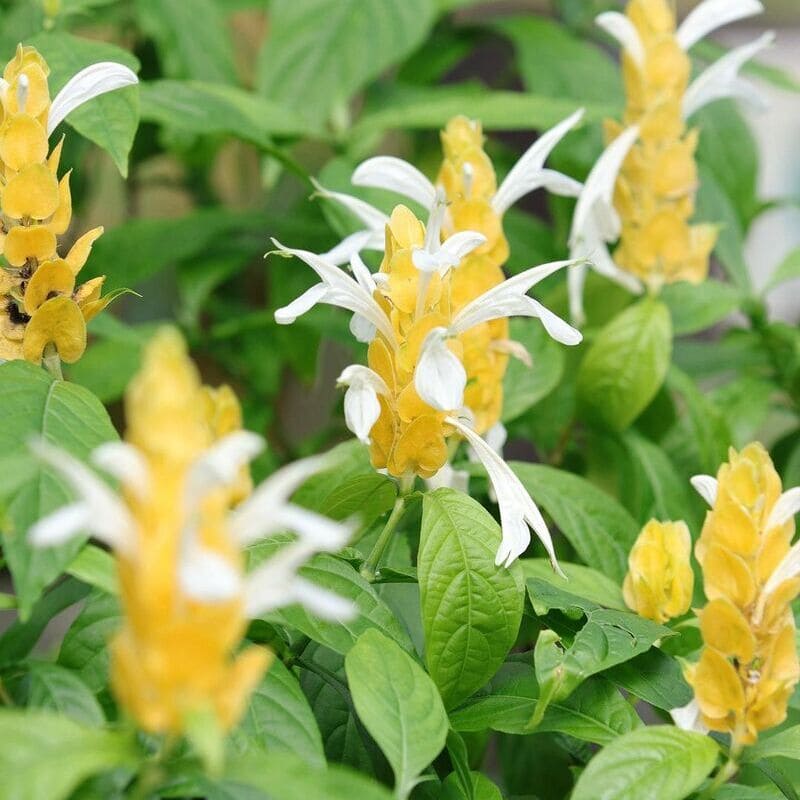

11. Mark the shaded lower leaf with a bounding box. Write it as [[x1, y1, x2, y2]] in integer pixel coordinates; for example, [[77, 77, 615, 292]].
[[345, 629, 448, 800], [24, 662, 104, 726], [605, 648, 693, 711]]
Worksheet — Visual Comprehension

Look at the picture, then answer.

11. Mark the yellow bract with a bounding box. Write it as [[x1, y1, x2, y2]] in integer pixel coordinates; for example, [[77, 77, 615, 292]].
[[437, 116, 509, 434], [623, 519, 693, 623], [0, 44, 111, 368], [111, 329, 270, 734], [686, 443, 800, 747], [609, 0, 717, 288]]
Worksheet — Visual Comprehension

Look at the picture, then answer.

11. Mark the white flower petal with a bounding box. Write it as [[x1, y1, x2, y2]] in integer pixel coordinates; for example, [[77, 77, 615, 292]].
[[91, 441, 149, 500], [491, 338, 532, 367], [766, 487, 800, 531], [28, 503, 90, 547], [185, 431, 264, 508], [425, 462, 470, 493], [596, 12, 645, 67], [567, 262, 589, 327], [352, 156, 437, 209], [349, 252, 377, 293], [230, 454, 331, 545], [536, 169, 584, 199], [320, 231, 376, 266], [451, 258, 581, 337], [290, 577, 356, 621], [48, 62, 138, 136], [492, 109, 584, 215], [527, 298, 583, 345], [670, 699, 708, 733], [676, 0, 764, 51], [683, 32, 774, 119], [349, 313, 377, 343], [179, 546, 242, 603], [485, 422, 508, 455], [272, 505, 354, 552], [337, 364, 386, 443], [29, 439, 136, 554], [274, 282, 328, 324], [412, 230, 487, 274], [690, 474, 718, 507], [446, 415, 563, 574], [415, 327, 467, 412], [311, 180, 389, 231], [270, 240, 397, 347]]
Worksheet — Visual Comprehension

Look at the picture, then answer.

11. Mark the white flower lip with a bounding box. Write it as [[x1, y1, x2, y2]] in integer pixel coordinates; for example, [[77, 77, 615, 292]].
[[352, 155, 437, 209], [683, 31, 775, 119], [414, 327, 467, 412], [445, 414, 563, 574], [411, 230, 487, 275], [337, 364, 390, 444], [48, 61, 139, 136], [676, 0, 764, 51], [690, 474, 719, 507], [596, 12, 645, 68]]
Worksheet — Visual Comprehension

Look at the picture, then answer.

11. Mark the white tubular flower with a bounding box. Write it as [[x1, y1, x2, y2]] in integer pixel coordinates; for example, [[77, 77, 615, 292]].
[[450, 258, 583, 346], [28, 439, 137, 555], [336, 364, 390, 443], [347, 253, 381, 342], [412, 230, 487, 275], [671, 699, 709, 734], [415, 328, 467, 412], [91, 441, 150, 500], [596, 12, 645, 68], [491, 109, 585, 215], [271, 239, 397, 348], [179, 542, 243, 603], [425, 462, 470, 493], [352, 155, 437, 209], [445, 415, 563, 573], [683, 31, 774, 119], [48, 62, 139, 136], [766, 487, 800, 532], [690, 474, 719, 507], [567, 125, 643, 325], [676, 0, 764, 51]]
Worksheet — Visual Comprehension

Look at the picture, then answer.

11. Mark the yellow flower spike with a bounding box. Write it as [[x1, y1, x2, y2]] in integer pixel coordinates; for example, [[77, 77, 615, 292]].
[[3, 225, 57, 267], [29, 328, 354, 736], [686, 442, 800, 749], [64, 226, 104, 274], [47, 171, 73, 236], [22, 294, 86, 364], [622, 519, 693, 623], [22, 258, 75, 315], [1, 163, 60, 220], [0, 113, 48, 170]]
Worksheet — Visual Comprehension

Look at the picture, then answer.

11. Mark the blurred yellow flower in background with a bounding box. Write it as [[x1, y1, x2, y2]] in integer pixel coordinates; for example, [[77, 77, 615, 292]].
[[623, 519, 693, 623]]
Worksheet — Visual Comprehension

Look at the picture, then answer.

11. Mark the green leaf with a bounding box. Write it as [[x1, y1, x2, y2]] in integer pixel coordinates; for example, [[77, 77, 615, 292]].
[[419, 489, 524, 709], [354, 83, 612, 138], [58, 591, 122, 693], [257, 0, 436, 128], [441, 771, 502, 800], [345, 629, 448, 800], [303, 474, 397, 527], [0, 709, 138, 800], [502, 318, 565, 422], [257, 551, 413, 655], [135, 0, 237, 83], [449, 663, 641, 746], [237, 658, 325, 768], [493, 16, 621, 103], [222, 748, 395, 800], [577, 297, 673, 431], [511, 463, 639, 582], [0, 362, 118, 619], [520, 559, 626, 611], [661, 280, 742, 336], [570, 726, 719, 800], [605, 648, 693, 711], [765, 248, 800, 292], [67, 545, 118, 595], [139, 80, 312, 144], [742, 725, 800, 763], [24, 662, 105, 726], [696, 163, 752, 292], [30, 32, 140, 177]]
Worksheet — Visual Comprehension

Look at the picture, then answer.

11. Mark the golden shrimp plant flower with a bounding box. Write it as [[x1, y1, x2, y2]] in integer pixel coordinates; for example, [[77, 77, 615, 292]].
[[0, 44, 138, 371], [272, 196, 582, 569], [623, 519, 694, 624], [28, 329, 353, 735], [567, 0, 771, 323], [683, 443, 800, 749], [312, 110, 584, 441]]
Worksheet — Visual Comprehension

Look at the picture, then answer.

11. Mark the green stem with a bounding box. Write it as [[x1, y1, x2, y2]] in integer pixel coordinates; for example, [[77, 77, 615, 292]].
[[128, 735, 179, 800], [360, 493, 408, 582], [697, 751, 740, 800]]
